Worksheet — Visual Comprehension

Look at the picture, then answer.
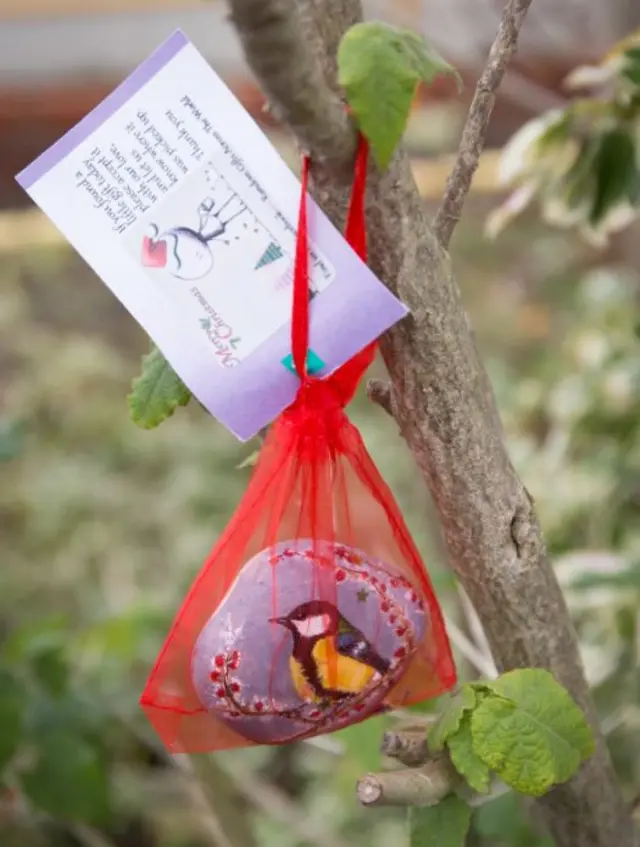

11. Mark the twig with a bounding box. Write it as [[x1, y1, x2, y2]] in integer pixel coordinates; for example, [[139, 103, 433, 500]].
[[227, 0, 356, 173], [359, 755, 512, 809], [444, 614, 498, 679], [366, 377, 394, 416], [432, 0, 535, 248], [357, 758, 459, 807], [457, 584, 496, 674], [380, 727, 432, 767]]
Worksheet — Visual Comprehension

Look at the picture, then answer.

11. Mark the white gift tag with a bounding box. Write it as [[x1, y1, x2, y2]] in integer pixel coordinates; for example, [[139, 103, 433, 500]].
[[17, 30, 408, 440]]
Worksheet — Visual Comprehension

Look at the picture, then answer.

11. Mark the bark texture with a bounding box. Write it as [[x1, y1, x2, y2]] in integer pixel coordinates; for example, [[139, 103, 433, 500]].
[[226, 0, 639, 844]]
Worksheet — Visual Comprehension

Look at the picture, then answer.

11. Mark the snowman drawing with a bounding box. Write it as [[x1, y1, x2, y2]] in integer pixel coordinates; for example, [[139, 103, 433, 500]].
[[141, 194, 247, 281]]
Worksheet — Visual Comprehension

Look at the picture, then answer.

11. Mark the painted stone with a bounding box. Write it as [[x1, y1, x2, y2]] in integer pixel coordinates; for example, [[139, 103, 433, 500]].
[[191, 540, 427, 744]]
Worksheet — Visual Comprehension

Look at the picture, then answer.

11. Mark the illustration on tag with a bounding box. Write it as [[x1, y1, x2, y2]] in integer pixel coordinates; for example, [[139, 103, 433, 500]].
[[141, 190, 248, 281]]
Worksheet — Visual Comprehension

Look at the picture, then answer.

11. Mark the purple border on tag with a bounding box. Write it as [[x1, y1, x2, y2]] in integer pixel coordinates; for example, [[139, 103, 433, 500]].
[[16, 30, 189, 189], [183, 200, 408, 441]]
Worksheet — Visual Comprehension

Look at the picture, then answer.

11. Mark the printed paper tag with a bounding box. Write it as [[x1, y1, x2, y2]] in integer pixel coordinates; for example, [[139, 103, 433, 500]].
[[17, 30, 408, 441]]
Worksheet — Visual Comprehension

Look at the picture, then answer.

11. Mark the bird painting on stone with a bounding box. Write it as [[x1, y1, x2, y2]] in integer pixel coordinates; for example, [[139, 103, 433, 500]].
[[270, 600, 390, 703]]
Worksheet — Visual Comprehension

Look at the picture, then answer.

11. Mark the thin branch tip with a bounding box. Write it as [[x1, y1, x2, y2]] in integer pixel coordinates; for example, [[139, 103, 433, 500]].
[[367, 378, 394, 417], [433, 0, 535, 248], [380, 728, 431, 767]]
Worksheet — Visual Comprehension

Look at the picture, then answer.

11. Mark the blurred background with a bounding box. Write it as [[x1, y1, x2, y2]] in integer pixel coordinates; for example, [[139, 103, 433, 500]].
[[1, 2, 639, 847]]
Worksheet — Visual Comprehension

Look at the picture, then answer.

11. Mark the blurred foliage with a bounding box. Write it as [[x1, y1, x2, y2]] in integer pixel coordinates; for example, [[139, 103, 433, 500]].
[[487, 29, 640, 246]]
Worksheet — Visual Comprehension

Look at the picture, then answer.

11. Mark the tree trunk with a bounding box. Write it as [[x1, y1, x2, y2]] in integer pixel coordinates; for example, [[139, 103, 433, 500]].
[[227, 1, 639, 844]]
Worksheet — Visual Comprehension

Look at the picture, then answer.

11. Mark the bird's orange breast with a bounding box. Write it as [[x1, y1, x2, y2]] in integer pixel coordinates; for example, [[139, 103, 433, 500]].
[[289, 636, 377, 702]]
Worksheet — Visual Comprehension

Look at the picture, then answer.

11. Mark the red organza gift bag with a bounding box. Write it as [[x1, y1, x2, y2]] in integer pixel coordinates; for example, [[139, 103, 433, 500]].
[[141, 140, 456, 752]]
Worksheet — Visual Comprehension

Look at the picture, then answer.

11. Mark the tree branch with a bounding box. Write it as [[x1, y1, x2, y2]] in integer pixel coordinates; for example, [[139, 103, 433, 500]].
[[366, 377, 394, 417], [227, 0, 357, 173], [226, 1, 640, 844], [357, 765, 512, 809], [360, 733, 511, 808], [357, 758, 459, 807], [380, 725, 433, 768], [432, 0, 535, 248]]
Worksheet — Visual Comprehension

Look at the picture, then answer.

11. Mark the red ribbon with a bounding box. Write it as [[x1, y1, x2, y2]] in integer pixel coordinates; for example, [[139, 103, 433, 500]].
[[291, 135, 375, 406]]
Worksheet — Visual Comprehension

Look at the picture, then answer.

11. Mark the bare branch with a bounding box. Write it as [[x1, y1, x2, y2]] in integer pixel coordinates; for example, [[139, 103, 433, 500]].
[[366, 377, 394, 416], [357, 758, 459, 807], [380, 727, 432, 768], [357, 765, 512, 809], [227, 0, 357, 173], [433, 0, 535, 248]]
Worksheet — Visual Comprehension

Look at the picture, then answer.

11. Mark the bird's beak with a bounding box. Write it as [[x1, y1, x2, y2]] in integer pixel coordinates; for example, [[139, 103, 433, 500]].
[[268, 616, 287, 627]]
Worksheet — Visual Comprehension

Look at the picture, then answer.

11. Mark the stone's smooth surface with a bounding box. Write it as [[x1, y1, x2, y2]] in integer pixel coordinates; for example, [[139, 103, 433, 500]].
[[191, 539, 428, 744]]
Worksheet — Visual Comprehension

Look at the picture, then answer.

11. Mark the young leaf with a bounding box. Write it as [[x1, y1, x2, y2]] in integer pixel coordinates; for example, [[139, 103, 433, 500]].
[[408, 795, 472, 847], [428, 685, 477, 752], [236, 450, 261, 470], [338, 22, 460, 169], [128, 346, 191, 429], [471, 669, 595, 796], [0, 668, 27, 770], [447, 714, 491, 794]]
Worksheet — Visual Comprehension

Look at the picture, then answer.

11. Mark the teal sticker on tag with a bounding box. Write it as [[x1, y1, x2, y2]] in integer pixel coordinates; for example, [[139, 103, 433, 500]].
[[281, 350, 325, 376]]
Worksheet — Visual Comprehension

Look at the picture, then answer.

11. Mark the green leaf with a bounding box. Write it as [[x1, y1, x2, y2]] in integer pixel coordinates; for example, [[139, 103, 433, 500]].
[[338, 22, 460, 169], [428, 685, 477, 752], [559, 137, 600, 211], [128, 346, 191, 429], [236, 449, 260, 470], [471, 669, 595, 796], [408, 795, 472, 847], [0, 668, 27, 770], [447, 714, 491, 794], [622, 48, 640, 85], [589, 130, 637, 225], [21, 732, 109, 822]]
